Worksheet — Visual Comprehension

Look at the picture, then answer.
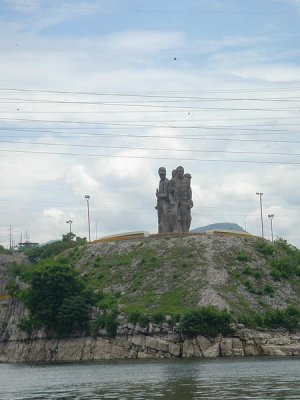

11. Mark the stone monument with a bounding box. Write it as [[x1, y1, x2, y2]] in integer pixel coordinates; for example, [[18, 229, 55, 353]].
[[155, 166, 193, 233]]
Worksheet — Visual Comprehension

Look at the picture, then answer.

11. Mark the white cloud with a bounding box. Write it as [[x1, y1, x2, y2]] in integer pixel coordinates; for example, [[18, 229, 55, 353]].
[[66, 165, 99, 195]]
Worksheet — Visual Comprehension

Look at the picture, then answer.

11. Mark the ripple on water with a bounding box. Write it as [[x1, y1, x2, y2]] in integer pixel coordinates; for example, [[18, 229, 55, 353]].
[[1, 358, 300, 400]]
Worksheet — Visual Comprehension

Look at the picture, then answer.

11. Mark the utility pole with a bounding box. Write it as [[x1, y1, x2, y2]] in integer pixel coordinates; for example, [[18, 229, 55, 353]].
[[66, 220, 73, 234], [268, 214, 275, 242], [85, 195, 91, 242], [256, 192, 264, 238], [8, 225, 13, 250]]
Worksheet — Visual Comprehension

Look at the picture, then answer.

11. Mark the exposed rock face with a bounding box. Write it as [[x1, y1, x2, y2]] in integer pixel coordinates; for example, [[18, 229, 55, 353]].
[[1, 300, 300, 363]]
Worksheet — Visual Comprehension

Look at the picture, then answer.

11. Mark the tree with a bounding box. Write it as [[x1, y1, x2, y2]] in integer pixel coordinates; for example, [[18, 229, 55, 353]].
[[20, 263, 94, 334]]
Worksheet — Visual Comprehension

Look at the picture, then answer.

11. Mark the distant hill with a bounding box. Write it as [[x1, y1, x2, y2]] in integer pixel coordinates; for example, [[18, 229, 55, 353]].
[[191, 222, 246, 233]]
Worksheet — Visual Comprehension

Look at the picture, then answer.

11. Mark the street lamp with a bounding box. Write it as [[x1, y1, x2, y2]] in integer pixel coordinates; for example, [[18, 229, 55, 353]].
[[268, 214, 275, 242], [85, 195, 91, 242], [66, 220, 73, 234], [256, 192, 264, 238]]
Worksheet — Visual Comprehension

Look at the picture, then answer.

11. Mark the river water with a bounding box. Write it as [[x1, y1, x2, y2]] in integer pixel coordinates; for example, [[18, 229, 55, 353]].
[[0, 358, 299, 399]]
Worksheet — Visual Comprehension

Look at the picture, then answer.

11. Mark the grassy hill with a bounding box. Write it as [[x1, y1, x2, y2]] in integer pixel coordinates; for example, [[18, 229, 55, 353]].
[[2, 233, 300, 334], [66, 234, 300, 317]]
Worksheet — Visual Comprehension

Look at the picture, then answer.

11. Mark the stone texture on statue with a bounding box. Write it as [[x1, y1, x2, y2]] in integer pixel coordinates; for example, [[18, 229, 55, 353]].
[[155, 166, 193, 233], [155, 167, 170, 233], [184, 173, 193, 231], [168, 169, 179, 233]]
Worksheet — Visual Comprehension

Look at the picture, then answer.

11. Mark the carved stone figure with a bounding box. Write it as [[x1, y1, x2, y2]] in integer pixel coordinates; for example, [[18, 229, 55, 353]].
[[155, 166, 193, 233], [155, 167, 170, 233], [171, 166, 192, 232], [184, 173, 193, 231], [168, 169, 179, 233]]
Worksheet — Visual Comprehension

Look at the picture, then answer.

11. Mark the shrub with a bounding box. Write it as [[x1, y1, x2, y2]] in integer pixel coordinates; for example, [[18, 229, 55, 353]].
[[19, 263, 94, 334], [263, 283, 275, 296], [0, 245, 12, 255], [5, 281, 20, 297], [264, 306, 300, 331], [239, 306, 300, 331], [91, 310, 118, 337], [138, 314, 150, 327], [128, 311, 142, 324], [244, 280, 256, 294], [242, 266, 262, 279], [270, 255, 300, 280], [151, 313, 165, 324], [236, 251, 249, 262], [180, 306, 232, 337], [256, 240, 274, 257], [239, 312, 264, 329]]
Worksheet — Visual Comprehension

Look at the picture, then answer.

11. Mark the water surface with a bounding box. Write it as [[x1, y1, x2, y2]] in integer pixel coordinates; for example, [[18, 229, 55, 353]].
[[0, 357, 300, 399]]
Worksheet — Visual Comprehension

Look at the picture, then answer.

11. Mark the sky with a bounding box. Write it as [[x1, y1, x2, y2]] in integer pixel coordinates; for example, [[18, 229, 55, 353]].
[[1, 0, 300, 247]]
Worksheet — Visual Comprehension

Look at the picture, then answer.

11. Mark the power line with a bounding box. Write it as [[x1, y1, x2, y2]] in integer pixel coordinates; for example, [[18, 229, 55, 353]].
[[1, 97, 300, 111], [1, 86, 300, 96], [1, 127, 300, 143], [1, 139, 300, 157], [1, 148, 300, 164], [2, 124, 300, 136]]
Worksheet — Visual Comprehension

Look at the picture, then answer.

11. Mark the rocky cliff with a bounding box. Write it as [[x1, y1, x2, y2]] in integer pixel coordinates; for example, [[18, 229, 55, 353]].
[[0, 298, 300, 362]]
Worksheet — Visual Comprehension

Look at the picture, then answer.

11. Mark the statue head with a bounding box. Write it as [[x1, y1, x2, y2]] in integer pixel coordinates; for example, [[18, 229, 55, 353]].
[[184, 173, 191, 180], [158, 166, 166, 180], [176, 166, 184, 178], [172, 169, 177, 179]]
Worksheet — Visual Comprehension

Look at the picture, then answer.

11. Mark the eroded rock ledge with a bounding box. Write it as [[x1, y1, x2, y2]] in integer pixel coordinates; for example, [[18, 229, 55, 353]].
[[1, 300, 300, 363]]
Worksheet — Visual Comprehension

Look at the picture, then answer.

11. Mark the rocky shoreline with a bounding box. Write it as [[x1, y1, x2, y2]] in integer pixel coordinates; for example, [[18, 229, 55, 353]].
[[1, 300, 300, 363]]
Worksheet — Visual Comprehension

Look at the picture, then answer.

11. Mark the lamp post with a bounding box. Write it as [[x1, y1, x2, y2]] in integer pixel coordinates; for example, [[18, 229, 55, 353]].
[[66, 220, 73, 234], [256, 192, 264, 238], [268, 214, 274, 242], [85, 195, 91, 242]]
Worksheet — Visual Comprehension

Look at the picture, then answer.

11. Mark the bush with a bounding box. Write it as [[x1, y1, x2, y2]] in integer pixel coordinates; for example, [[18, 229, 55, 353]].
[[236, 251, 249, 262], [0, 245, 12, 254], [91, 310, 118, 337], [270, 255, 300, 280], [25, 239, 85, 263], [244, 280, 256, 294], [242, 266, 262, 279], [56, 295, 91, 335], [5, 281, 20, 297], [151, 313, 165, 324], [127, 311, 150, 327], [263, 283, 275, 296], [239, 306, 300, 331], [264, 306, 300, 331], [180, 306, 232, 337], [239, 312, 264, 329], [128, 311, 142, 324], [138, 314, 150, 327], [19, 263, 94, 335], [256, 240, 274, 257]]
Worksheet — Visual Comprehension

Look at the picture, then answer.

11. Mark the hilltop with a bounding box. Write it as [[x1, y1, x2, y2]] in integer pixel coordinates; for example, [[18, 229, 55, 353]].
[[73, 234, 299, 317], [191, 222, 246, 233], [2, 234, 300, 318]]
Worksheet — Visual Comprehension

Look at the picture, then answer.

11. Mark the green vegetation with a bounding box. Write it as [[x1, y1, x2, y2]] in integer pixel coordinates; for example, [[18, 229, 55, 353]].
[[179, 306, 232, 337], [239, 305, 300, 332], [90, 310, 118, 337], [236, 251, 250, 262], [19, 263, 95, 335], [4, 233, 300, 338], [0, 244, 12, 255], [255, 240, 275, 257], [25, 236, 86, 263]]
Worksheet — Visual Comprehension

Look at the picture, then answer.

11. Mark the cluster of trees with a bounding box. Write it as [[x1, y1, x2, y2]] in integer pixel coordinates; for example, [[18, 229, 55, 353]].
[[19, 263, 95, 335]]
